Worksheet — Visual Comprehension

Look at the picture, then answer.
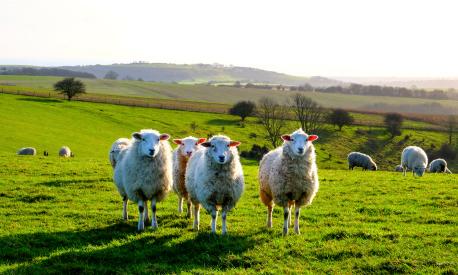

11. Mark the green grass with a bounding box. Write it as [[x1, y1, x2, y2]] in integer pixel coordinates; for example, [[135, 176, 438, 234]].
[[1, 75, 457, 112], [0, 93, 457, 273]]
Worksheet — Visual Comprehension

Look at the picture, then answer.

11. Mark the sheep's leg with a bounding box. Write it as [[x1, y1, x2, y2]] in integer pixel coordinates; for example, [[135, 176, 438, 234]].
[[186, 200, 192, 219], [267, 205, 273, 228], [122, 196, 128, 221], [211, 209, 218, 234], [178, 196, 183, 213], [151, 198, 158, 229], [193, 203, 200, 230], [294, 206, 301, 234], [222, 210, 228, 235], [144, 200, 150, 225], [403, 168, 406, 176], [283, 207, 290, 235], [137, 200, 145, 232], [288, 202, 294, 226]]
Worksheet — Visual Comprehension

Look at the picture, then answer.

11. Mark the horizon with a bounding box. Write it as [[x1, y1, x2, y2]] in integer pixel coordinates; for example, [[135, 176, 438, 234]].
[[3, 0, 458, 78]]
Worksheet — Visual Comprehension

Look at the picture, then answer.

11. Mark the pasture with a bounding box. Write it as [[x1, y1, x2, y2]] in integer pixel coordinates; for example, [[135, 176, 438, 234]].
[[0, 93, 457, 273]]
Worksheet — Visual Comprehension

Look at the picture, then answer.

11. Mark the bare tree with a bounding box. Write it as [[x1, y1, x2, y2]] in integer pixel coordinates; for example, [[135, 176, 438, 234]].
[[290, 93, 325, 133], [446, 115, 457, 145], [257, 97, 288, 148]]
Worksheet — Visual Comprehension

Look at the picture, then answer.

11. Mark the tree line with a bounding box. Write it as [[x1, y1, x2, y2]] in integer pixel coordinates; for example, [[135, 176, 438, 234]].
[[0, 67, 96, 79]]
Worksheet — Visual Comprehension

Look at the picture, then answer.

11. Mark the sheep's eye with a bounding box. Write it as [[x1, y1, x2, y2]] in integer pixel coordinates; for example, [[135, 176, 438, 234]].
[[142, 138, 145, 141], [290, 138, 294, 141], [211, 145, 215, 148]]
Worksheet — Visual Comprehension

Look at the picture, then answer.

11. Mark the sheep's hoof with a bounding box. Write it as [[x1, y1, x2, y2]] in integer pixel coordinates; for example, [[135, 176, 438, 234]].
[[283, 228, 289, 236], [294, 227, 300, 235]]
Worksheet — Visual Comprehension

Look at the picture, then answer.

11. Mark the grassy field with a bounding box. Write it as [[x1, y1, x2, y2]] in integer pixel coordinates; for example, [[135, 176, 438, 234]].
[[1, 75, 457, 113], [0, 93, 457, 273]]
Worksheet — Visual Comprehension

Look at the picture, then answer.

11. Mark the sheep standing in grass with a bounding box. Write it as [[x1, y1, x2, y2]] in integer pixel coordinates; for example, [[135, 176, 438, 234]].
[[185, 135, 244, 235], [17, 147, 36, 155], [172, 136, 206, 218], [59, 146, 72, 157], [109, 138, 131, 168], [259, 128, 319, 235], [347, 152, 377, 171], [113, 129, 173, 231], [429, 158, 452, 174], [401, 146, 428, 177]]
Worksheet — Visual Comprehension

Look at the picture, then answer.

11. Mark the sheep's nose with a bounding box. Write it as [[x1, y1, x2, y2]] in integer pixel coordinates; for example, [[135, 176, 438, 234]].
[[218, 155, 225, 162], [149, 149, 155, 156], [298, 148, 304, 154], [186, 151, 192, 157]]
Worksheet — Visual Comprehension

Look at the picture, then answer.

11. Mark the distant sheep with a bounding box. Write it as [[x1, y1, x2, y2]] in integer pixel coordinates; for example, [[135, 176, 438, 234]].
[[259, 128, 319, 235], [17, 147, 36, 155], [43, 150, 49, 156], [113, 129, 173, 231], [347, 152, 377, 171], [172, 136, 206, 218], [185, 135, 244, 235], [59, 146, 71, 157], [395, 165, 403, 172], [109, 138, 131, 168], [401, 146, 428, 177], [429, 158, 452, 174]]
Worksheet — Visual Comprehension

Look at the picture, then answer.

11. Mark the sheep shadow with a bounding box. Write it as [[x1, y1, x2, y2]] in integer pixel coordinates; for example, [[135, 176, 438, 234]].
[[2, 222, 258, 273], [17, 97, 63, 103]]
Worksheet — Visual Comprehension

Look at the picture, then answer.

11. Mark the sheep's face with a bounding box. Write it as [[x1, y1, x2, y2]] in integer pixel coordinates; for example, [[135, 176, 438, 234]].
[[413, 166, 426, 177], [132, 130, 170, 158], [281, 129, 318, 157], [370, 164, 377, 171], [173, 137, 206, 158], [202, 137, 241, 164]]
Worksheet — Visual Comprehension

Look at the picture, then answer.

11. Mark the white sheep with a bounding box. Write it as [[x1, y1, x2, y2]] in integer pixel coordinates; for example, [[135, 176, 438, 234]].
[[259, 128, 319, 235], [172, 136, 206, 218], [59, 146, 71, 157], [395, 165, 404, 172], [185, 135, 244, 235], [429, 158, 452, 174], [109, 138, 131, 168], [347, 152, 377, 171], [17, 147, 36, 155], [401, 146, 428, 177], [113, 129, 173, 231]]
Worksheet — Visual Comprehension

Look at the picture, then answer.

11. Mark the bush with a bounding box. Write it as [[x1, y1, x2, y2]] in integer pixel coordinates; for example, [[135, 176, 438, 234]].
[[229, 101, 256, 121]]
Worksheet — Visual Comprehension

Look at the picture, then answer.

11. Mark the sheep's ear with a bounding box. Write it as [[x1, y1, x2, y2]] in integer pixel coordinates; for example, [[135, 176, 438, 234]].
[[229, 141, 241, 147], [133, 132, 142, 140], [281, 135, 291, 141], [308, 135, 318, 142], [160, 134, 170, 141], [173, 139, 182, 145], [201, 142, 211, 147], [197, 138, 207, 144]]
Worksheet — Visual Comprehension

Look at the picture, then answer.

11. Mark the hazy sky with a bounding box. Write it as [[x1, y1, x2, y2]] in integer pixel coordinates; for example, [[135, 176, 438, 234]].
[[2, 0, 458, 77]]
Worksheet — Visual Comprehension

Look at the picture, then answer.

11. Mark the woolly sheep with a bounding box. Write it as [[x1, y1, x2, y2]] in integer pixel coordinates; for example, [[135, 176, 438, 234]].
[[17, 147, 36, 155], [185, 135, 244, 235], [172, 136, 206, 218], [259, 128, 319, 235], [395, 165, 403, 172], [59, 146, 71, 157], [347, 152, 377, 171], [401, 146, 428, 177], [429, 158, 452, 174], [113, 129, 173, 231], [109, 138, 131, 168]]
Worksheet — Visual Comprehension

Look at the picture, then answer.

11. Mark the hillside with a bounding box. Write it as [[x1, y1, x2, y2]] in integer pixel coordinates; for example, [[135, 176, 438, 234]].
[[58, 63, 342, 86], [336, 77, 458, 90]]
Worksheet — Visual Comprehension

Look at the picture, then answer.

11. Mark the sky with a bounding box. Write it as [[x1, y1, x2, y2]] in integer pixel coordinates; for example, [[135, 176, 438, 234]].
[[2, 0, 458, 77]]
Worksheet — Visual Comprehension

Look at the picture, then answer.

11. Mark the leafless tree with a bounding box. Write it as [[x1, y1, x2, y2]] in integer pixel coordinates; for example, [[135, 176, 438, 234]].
[[290, 93, 325, 133], [257, 97, 288, 148]]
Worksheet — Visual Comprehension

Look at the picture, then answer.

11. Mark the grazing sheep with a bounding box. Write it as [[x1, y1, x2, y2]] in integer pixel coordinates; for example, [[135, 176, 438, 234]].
[[59, 146, 71, 157], [401, 146, 428, 177], [395, 165, 403, 172], [109, 138, 131, 168], [172, 136, 206, 218], [43, 150, 49, 156], [429, 158, 452, 174], [259, 128, 319, 235], [185, 135, 244, 235], [17, 147, 36, 155], [113, 129, 173, 231], [347, 152, 377, 171]]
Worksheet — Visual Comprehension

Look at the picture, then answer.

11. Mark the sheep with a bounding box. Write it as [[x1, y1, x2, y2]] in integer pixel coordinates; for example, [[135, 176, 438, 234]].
[[429, 158, 452, 174], [185, 135, 244, 235], [172, 136, 206, 218], [17, 147, 36, 155], [347, 152, 377, 171], [401, 146, 428, 177], [59, 146, 71, 157], [395, 165, 403, 172], [43, 150, 49, 156], [113, 129, 173, 231], [109, 138, 131, 168], [259, 128, 319, 235]]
